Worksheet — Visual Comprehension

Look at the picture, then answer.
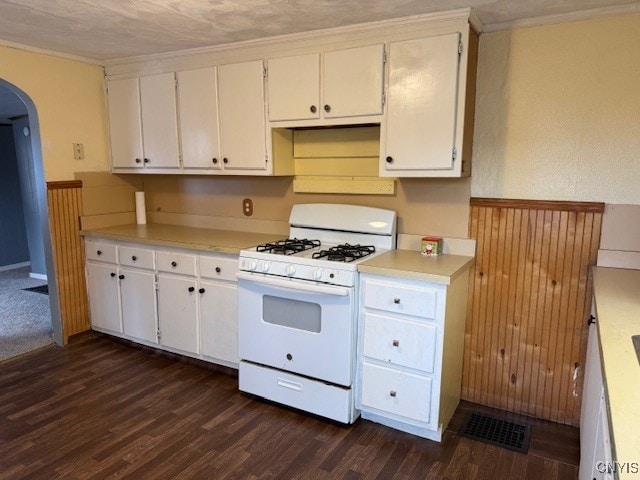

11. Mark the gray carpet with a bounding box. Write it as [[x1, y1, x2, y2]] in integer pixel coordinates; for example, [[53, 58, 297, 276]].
[[0, 266, 54, 361]]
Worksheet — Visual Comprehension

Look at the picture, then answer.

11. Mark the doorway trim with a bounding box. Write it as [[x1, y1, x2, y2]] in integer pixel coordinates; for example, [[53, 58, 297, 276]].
[[0, 78, 63, 346]]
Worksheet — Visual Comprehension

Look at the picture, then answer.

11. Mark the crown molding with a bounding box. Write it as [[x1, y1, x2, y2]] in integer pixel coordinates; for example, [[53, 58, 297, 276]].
[[105, 8, 479, 68], [0, 38, 102, 65], [484, 2, 640, 33]]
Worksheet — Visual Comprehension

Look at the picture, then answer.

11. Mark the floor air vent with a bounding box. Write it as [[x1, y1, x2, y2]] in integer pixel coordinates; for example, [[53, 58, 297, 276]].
[[459, 412, 531, 453], [23, 285, 49, 295]]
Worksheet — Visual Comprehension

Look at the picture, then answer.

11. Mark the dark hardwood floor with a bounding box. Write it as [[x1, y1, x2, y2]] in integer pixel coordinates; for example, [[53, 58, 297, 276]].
[[0, 334, 579, 479]]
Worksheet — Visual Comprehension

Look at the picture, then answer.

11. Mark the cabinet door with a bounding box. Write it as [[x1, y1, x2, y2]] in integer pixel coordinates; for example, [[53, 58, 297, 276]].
[[580, 322, 607, 479], [107, 78, 144, 169], [139, 73, 180, 169], [218, 60, 267, 172], [177, 68, 221, 170], [383, 33, 460, 173], [323, 44, 384, 118], [199, 280, 238, 364], [120, 269, 158, 344], [157, 274, 199, 354], [267, 53, 320, 121], [86, 262, 122, 333]]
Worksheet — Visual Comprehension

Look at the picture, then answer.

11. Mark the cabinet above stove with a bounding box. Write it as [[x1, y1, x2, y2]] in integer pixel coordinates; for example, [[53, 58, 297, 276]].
[[105, 9, 480, 180]]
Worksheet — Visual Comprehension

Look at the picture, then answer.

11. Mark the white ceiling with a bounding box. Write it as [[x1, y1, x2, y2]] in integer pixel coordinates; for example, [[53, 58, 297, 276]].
[[0, 0, 639, 62]]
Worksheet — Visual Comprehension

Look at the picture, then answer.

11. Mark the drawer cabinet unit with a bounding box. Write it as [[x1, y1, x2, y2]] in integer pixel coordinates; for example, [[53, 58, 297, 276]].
[[198, 254, 239, 364], [157, 251, 199, 355], [357, 270, 470, 441], [267, 44, 385, 123], [84, 238, 241, 368]]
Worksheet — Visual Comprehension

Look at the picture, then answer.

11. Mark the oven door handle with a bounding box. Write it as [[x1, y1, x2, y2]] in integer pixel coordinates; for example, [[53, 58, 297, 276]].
[[236, 271, 350, 296]]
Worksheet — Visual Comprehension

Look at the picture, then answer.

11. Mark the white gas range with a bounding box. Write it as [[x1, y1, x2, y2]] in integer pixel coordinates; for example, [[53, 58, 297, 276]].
[[237, 203, 397, 423]]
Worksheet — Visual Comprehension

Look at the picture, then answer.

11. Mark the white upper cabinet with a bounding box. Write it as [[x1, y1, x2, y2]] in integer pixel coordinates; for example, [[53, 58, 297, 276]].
[[177, 67, 221, 171], [218, 60, 267, 172], [107, 78, 144, 169], [108, 73, 180, 171], [267, 53, 320, 121], [139, 73, 180, 169], [323, 44, 385, 119], [381, 33, 466, 177], [267, 44, 384, 123]]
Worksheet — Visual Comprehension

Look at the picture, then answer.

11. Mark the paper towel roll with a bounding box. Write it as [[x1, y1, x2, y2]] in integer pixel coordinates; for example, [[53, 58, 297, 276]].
[[135, 191, 147, 225]]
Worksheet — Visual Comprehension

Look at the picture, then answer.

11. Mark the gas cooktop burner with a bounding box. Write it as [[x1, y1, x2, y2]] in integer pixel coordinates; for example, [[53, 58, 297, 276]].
[[256, 238, 321, 255], [312, 244, 376, 263]]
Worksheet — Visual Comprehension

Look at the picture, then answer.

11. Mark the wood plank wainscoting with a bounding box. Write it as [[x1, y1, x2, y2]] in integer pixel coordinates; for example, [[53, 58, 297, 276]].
[[46, 180, 89, 343], [462, 198, 605, 426]]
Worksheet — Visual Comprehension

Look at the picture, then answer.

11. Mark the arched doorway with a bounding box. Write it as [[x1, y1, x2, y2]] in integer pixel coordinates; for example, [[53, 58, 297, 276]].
[[0, 78, 63, 347]]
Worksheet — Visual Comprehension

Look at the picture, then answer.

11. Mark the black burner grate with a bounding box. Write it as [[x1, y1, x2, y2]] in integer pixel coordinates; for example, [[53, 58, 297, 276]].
[[459, 412, 531, 453], [256, 238, 320, 255], [312, 244, 375, 262], [23, 285, 49, 295]]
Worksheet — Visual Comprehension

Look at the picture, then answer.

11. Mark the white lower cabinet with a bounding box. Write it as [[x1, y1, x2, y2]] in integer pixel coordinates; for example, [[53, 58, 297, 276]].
[[157, 274, 199, 354], [580, 320, 614, 480], [120, 268, 158, 344], [357, 271, 469, 441], [85, 238, 239, 368], [200, 280, 238, 364], [86, 262, 122, 334]]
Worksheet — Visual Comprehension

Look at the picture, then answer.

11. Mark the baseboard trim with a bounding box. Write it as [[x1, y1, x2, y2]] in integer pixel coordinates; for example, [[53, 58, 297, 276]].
[[29, 272, 48, 281], [0, 261, 31, 272]]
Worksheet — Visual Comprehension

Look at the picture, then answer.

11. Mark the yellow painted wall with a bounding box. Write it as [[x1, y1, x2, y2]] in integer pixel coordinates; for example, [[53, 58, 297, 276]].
[[472, 14, 640, 204], [0, 46, 110, 181]]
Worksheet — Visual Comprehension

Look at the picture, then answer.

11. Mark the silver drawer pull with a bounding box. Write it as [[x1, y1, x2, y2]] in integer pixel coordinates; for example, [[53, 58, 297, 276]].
[[389, 390, 397, 397], [392, 339, 400, 347], [393, 298, 401, 304]]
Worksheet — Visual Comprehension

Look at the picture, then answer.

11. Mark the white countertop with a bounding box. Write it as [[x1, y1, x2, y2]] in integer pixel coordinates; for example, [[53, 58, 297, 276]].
[[592, 267, 640, 478], [358, 249, 475, 284], [80, 223, 284, 254]]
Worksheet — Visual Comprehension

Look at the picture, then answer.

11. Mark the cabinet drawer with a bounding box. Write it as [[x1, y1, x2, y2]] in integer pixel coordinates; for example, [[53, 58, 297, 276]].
[[363, 279, 438, 319], [361, 363, 432, 423], [157, 251, 197, 276], [199, 255, 237, 281], [85, 241, 117, 263], [119, 245, 155, 270], [363, 312, 437, 373]]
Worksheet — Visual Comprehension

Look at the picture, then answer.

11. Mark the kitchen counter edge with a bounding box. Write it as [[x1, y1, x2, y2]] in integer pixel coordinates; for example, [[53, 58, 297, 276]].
[[592, 266, 640, 480], [358, 249, 475, 285], [80, 223, 285, 255]]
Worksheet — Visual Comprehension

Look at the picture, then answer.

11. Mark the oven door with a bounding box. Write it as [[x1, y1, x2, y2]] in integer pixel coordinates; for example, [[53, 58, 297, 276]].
[[237, 273, 355, 387]]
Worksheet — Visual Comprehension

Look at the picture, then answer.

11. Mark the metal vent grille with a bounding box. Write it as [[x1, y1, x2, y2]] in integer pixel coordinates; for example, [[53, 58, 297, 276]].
[[459, 412, 531, 453]]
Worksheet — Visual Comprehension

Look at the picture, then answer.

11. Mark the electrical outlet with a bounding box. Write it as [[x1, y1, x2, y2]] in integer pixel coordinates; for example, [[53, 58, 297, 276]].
[[243, 198, 253, 217], [73, 143, 84, 160]]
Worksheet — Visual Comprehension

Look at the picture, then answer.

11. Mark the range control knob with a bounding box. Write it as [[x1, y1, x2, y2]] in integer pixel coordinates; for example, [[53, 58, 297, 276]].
[[313, 268, 323, 280], [261, 261, 270, 272], [286, 265, 296, 276], [247, 260, 258, 271]]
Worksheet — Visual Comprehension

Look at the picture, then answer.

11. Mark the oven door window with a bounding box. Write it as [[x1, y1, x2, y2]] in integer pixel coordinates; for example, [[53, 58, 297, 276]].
[[263, 295, 321, 333]]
